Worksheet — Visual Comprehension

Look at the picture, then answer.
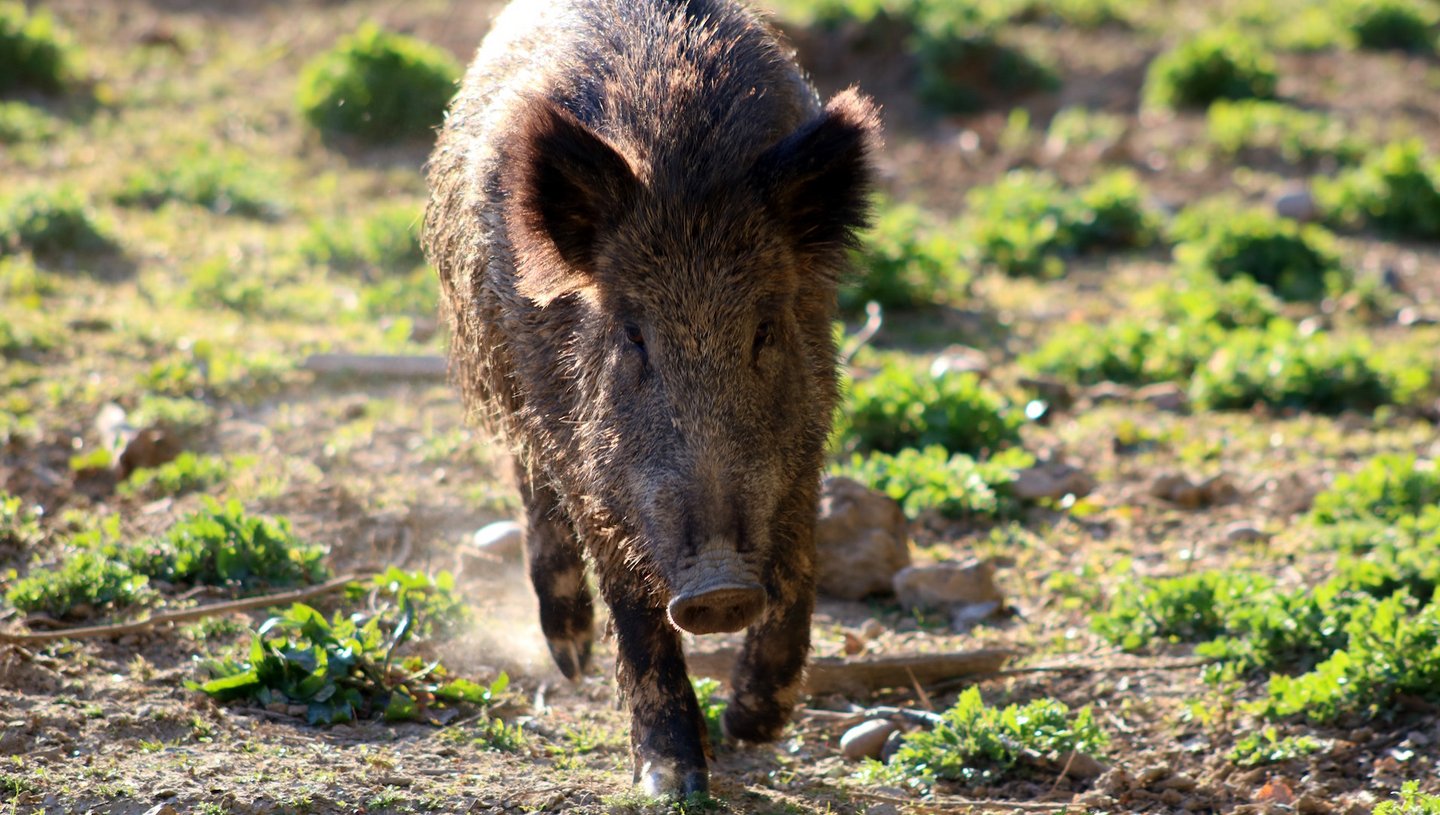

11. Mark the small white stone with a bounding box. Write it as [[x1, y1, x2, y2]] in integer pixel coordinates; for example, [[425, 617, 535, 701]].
[[471, 520, 525, 559]]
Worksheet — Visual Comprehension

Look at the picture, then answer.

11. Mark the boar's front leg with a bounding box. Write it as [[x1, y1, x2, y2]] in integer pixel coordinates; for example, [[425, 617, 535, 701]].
[[599, 563, 711, 797], [517, 466, 594, 681], [722, 513, 816, 743]]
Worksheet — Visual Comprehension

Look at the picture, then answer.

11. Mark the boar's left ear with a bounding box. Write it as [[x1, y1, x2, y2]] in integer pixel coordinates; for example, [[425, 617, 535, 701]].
[[751, 88, 881, 266], [503, 98, 641, 305]]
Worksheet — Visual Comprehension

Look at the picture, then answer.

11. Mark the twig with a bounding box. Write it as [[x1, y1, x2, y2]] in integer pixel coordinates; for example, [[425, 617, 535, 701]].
[[0, 574, 371, 645], [906, 665, 934, 712], [852, 789, 1075, 812], [841, 302, 884, 365]]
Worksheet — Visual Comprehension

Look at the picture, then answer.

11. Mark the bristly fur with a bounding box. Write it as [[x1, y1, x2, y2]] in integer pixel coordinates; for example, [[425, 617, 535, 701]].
[[423, 0, 880, 796]]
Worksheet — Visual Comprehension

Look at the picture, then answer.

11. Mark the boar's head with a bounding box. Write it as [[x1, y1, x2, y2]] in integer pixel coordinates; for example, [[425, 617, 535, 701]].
[[502, 89, 879, 635]]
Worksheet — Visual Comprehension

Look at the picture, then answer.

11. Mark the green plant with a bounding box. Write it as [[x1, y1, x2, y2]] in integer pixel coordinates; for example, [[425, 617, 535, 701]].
[[837, 365, 1022, 456], [1207, 100, 1367, 166], [1174, 208, 1345, 301], [1187, 322, 1397, 413], [190, 601, 509, 725], [0, 185, 116, 257], [0, 491, 41, 549], [1343, 0, 1436, 52], [301, 203, 424, 276], [1310, 455, 1440, 525], [118, 453, 234, 500], [0, 2, 73, 94], [296, 23, 460, 143], [860, 687, 1107, 789], [1376, 782, 1440, 815], [1044, 107, 1126, 153], [183, 256, 268, 314], [913, 8, 1058, 113], [114, 145, 282, 219], [691, 677, 727, 744], [5, 550, 153, 617], [1094, 570, 1270, 652], [130, 395, 217, 442], [346, 567, 470, 638], [119, 499, 328, 589], [960, 169, 1154, 277], [1228, 727, 1324, 767], [1144, 30, 1279, 109], [1316, 140, 1440, 239], [1263, 594, 1440, 722], [835, 446, 1034, 519], [840, 200, 966, 312], [0, 100, 57, 143]]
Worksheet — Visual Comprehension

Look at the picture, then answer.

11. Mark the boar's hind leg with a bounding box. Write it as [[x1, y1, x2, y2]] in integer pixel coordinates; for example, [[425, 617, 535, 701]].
[[601, 565, 711, 797], [722, 540, 815, 743], [518, 469, 594, 681]]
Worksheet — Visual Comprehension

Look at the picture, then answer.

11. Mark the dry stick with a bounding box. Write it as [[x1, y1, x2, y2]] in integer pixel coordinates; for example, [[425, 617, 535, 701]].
[[853, 789, 1074, 813], [0, 573, 371, 645]]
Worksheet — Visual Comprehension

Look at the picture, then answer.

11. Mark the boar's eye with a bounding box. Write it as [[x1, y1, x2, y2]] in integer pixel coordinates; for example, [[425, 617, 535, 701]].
[[753, 321, 774, 355], [624, 322, 646, 349]]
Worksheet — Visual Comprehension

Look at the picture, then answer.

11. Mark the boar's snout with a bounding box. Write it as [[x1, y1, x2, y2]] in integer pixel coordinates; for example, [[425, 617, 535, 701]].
[[668, 583, 766, 635]]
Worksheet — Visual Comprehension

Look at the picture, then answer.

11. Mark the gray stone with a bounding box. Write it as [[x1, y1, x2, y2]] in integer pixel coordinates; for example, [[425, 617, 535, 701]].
[[816, 477, 910, 600], [892, 559, 1003, 612], [1136, 381, 1188, 412], [1274, 185, 1317, 221], [840, 718, 899, 761], [1224, 522, 1270, 544], [1011, 463, 1096, 502]]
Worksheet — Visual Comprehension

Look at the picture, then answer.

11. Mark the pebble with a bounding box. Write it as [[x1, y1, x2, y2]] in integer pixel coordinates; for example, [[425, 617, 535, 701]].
[[1224, 522, 1271, 544], [1297, 794, 1334, 814], [471, 520, 525, 560], [839, 719, 899, 761], [1011, 463, 1097, 502], [1136, 381, 1188, 412], [860, 618, 886, 640], [930, 345, 991, 379], [1018, 375, 1076, 410], [1274, 185, 1317, 221], [141, 805, 179, 815], [1137, 765, 1170, 785]]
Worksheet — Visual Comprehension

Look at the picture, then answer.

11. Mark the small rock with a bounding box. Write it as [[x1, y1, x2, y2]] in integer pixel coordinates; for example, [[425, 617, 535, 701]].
[[892, 559, 1003, 612], [470, 521, 525, 560], [1018, 375, 1075, 411], [1225, 522, 1270, 544], [1087, 381, 1133, 405], [96, 403, 182, 480], [1136, 381, 1188, 412], [1297, 794, 1334, 815], [1072, 791, 1113, 810], [1397, 307, 1439, 327], [1097, 767, 1136, 795], [865, 805, 900, 815], [1060, 751, 1111, 779], [815, 477, 910, 601], [142, 806, 179, 815], [1137, 765, 1170, 785], [860, 618, 886, 640], [840, 719, 899, 761], [1011, 463, 1096, 502], [1404, 730, 1432, 747], [842, 631, 865, 655], [1274, 184, 1317, 221], [1160, 774, 1199, 792], [286, 705, 308, 718], [1151, 472, 1239, 508], [1160, 788, 1185, 806], [930, 345, 991, 379]]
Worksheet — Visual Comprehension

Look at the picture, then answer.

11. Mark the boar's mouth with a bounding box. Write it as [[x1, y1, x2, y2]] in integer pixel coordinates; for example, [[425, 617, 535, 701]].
[[665, 544, 766, 635]]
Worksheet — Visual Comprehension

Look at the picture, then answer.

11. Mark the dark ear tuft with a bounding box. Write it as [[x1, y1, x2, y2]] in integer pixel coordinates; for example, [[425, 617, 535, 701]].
[[752, 88, 881, 261], [502, 98, 639, 305]]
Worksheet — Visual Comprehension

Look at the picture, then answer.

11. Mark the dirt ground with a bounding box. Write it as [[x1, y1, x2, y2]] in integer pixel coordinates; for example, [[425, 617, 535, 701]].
[[3, 0, 1440, 813]]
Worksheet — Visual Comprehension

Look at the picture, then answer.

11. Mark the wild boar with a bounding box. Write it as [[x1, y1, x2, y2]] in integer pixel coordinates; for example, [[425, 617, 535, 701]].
[[423, 0, 879, 796]]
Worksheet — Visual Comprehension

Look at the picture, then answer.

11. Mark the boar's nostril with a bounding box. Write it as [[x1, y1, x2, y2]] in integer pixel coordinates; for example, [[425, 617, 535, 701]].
[[667, 584, 766, 635]]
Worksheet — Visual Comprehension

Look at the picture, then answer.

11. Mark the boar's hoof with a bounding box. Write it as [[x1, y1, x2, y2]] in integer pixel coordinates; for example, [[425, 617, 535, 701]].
[[721, 699, 787, 744], [667, 584, 766, 635], [639, 759, 709, 798], [546, 635, 592, 681]]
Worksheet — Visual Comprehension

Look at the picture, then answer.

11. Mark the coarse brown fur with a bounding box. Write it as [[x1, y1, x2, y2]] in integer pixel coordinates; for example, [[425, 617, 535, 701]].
[[423, 0, 879, 796]]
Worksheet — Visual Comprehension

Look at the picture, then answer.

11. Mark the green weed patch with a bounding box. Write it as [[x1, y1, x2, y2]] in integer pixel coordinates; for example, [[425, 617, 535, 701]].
[[0, 491, 41, 550], [297, 23, 460, 143], [1174, 205, 1345, 302], [5, 501, 328, 618], [0, 185, 116, 257], [1376, 782, 1440, 815], [841, 200, 966, 313], [960, 169, 1154, 277], [859, 687, 1107, 789], [115, 146, 282, 219], [0, 2, 74, 94], [1310, 455, 1440, 525], [118, 453, 238, 501], [301, 203, 424, 277], [1228, 727, 1324, 767], [1207, 100, 1367, 167], [836, 365, 1022, 456], [1316, 140, 1440, 239], [834, 445, 1034, 519], [0, 100, 57, 143], [1342, 0, 1437, 52], [191, 599, 501, 726], [1144, 30, 1279, 109]]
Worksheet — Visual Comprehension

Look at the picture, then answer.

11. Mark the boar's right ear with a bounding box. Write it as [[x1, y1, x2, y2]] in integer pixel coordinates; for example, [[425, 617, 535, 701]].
[[503, 99, 640, 305], [751, 88, 881, 267]]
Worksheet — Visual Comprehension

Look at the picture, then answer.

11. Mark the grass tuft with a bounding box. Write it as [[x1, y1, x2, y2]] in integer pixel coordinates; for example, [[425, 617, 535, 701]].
[[1144, 30, 1278, 109]]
